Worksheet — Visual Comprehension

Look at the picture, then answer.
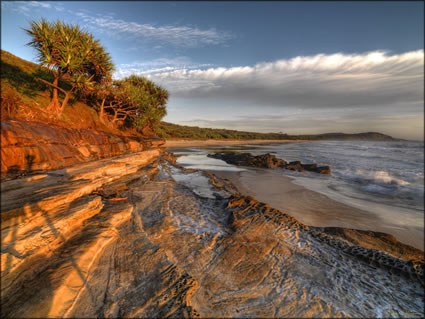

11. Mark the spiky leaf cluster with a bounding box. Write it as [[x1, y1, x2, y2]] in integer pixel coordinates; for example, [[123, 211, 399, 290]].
[[119, 75, 168, 130], [25, 19, 114, 86]]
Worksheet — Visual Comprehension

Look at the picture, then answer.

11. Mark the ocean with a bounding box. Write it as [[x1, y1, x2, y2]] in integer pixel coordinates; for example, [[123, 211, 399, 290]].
[[171, 140, 424, 238]]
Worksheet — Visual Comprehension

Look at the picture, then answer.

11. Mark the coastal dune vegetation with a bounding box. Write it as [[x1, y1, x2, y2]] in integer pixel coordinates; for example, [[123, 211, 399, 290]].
[[1, 19, 168, 137]]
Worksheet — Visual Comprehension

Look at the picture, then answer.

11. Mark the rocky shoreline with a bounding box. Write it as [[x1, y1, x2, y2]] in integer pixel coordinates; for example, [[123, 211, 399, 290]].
[[1, 120, 164, 179], [1, 149, 423, 317], [208, 151, 331, 174]]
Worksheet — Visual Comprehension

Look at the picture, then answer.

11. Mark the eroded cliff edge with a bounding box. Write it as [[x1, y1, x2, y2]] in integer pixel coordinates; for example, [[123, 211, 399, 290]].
[[1, 120, 164, 178], [1, 143, 424, 317]]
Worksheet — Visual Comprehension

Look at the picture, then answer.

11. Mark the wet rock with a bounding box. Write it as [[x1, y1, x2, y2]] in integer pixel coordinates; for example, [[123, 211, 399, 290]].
[[301, 163, 317, 171], [209, 152, 287, 168], [289, 160, 301, 166], [314, 166, 331, 174], [286, 162, 304, 172], [162, 151, 178, 164], [209, 152, 330, 174], [208, 152, 253, 166], [243, 153, 287, 168]]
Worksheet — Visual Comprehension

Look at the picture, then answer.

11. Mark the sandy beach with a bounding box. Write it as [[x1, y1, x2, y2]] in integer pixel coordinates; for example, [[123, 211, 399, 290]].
[[164, 139, 311, 148], [211, 168, 424, 251]]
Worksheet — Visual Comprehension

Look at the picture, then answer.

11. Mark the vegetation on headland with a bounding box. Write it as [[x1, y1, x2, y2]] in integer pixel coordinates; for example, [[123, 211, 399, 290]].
[[158, 121, 397, 141], [1, 19, 168, 136]]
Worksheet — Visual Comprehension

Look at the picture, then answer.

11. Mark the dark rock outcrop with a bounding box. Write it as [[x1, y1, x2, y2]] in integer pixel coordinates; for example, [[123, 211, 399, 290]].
[[243, 153, 287, 168], [315, 166, 331, 174], [208, 152, 330, 174], [286, 161, 304, 172]]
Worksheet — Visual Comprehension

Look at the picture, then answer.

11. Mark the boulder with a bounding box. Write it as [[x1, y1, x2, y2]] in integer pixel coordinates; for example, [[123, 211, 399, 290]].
[[208, 152, 253, 165], [289, 161, 301, 166], [314, 166, 331, 174], [301, 163, 318, 171], [243, 153, 287, 168], [285, 162, 304, 172]]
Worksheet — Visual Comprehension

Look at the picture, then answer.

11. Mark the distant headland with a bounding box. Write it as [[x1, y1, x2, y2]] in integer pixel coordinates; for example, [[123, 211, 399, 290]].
[[159, 122, 398, 141]]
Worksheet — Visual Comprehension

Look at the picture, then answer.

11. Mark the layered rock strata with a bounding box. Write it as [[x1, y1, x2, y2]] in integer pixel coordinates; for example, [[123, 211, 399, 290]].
[[1, 120, 164, 177], [1, 151, 423, 317], [208, 151, 331, 174]]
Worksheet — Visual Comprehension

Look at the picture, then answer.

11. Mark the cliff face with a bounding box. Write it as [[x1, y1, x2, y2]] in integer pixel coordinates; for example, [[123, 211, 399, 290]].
[[1, 120, 164, 177], [1, 150, 423, 318]]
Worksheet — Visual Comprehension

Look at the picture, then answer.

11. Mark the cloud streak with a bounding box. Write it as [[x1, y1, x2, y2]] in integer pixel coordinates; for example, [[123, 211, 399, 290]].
[[3, 1, 64, 15], [115, 57, 213, 79], [133, 50, 424, 109], [75, 12, 232, 47]]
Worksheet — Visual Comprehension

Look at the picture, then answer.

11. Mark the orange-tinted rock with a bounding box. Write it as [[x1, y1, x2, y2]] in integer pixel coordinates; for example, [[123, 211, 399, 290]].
[[315, 166, 331, 174], [162, 151, 177, 164], [1, 120, 165, 177]]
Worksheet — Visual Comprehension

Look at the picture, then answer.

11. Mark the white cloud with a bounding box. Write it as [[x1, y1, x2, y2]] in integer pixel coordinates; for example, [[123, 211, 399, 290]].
[[28, 1, 52, 9], [5, 1, 64, 15], [115, 57, 213, 79], [75, 12, 232, 47], [136, 50, 424, 109]]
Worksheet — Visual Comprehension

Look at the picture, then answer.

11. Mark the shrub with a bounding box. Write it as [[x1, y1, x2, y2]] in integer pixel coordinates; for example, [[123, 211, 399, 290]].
[[1, 88, 22, 120]]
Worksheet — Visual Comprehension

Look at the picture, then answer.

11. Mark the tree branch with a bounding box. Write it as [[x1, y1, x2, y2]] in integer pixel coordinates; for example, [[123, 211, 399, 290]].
[[36, 78, 68, 95]]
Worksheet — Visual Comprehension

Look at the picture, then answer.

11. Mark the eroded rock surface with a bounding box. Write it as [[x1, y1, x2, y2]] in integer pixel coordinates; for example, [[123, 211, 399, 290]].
[[1, 120, 164, 177], [208, 151, 331, 174], [1, 151, 423, 318]]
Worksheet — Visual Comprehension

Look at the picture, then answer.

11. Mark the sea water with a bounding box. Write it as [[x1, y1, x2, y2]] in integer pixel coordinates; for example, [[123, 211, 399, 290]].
[[171, 140, 424, 231]]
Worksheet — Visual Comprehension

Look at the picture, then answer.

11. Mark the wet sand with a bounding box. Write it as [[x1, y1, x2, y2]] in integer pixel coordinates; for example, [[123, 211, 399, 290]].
[[164, 139, 311, 148], [211, 168, 424, 251]]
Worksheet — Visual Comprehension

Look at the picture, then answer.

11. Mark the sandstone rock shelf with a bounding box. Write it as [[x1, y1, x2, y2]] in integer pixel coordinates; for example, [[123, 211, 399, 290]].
[[1, 151, 423, 318], [1, 120, 164, 177]]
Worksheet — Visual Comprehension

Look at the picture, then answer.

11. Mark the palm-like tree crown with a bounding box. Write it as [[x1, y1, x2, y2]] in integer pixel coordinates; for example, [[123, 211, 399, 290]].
[[25, 19, 114, 84]]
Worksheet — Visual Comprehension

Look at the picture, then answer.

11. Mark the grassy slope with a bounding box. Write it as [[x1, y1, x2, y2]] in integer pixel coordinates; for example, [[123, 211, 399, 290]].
[[1, 50, 138, 136]]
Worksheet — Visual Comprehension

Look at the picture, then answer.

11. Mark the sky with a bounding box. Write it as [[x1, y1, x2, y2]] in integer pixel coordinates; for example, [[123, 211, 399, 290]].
[[1, 1, 424, 140]]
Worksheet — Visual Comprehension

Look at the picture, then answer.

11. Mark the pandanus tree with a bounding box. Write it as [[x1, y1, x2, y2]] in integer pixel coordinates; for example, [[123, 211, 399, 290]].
[[90, 75, 114, 124], [92, 75, 168, 133], [25, 19, 114, 115], [103, 80, 138, 125], [123, 75, 168, 134]]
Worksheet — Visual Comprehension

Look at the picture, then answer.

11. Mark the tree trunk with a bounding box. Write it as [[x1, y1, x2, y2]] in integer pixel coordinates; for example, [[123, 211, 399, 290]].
[[58, 90, 73, 116], [99, 98, 106, 123], [47, 76, 60, 112], [112, 105, 118, 123]]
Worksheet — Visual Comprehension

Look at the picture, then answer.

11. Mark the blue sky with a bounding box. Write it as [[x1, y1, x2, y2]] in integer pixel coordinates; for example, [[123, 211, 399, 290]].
[[2, 1, 424, 140]]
